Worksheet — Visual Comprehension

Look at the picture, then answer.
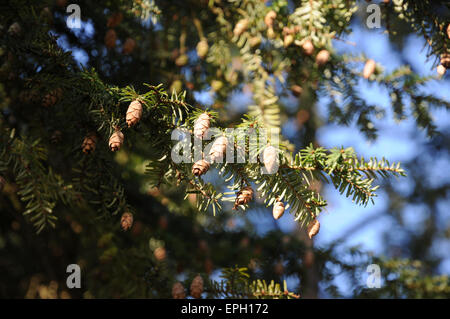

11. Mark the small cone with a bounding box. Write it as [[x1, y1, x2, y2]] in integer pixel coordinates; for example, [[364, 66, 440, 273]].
[[233, 19, 249, 37], [291, 85, 303, 97], [196, 39, 209, 59], [284, 34, 294, 47], [272, 201, 285, 220], [209, 136, 228, 163], [264, 10, 277, 28], [175, 54, 189, 66], [249, 36, 261, 48], [126, 100, 143, 127], [263, 145, 278, 174], [109, 130, 124, 152], [307, 219, 320, 238], [104, 29, 117, 49], [8, 22, 21, 36], [154, 247, 166, 261], [363, 59, 376, 79], [81, 132, 98, 154], [316, 50, 330, 66], [120, 212, 133, 231], [267, 27, 275, 39], [437, 65, 446, 76], [42, 88, 62, 107], [192, 160, 210, 176], [233, 186, 253, 209], [301, 39, 314, 56], [122, 38, 136, 54], [172, 282, 186, 299], [190, 275, 204, 299], [440, 53, 450, 69], [193, 112, 210, 139]]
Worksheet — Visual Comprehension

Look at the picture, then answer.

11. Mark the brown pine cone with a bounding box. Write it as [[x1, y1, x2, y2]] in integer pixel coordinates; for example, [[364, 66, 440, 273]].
[[284, 34, 294, 48], [190, 275, 204, 299], [122, 38, 136, 55], [172, 282, 186, 299], [120, 212, 133, 231], [154, 247, 166, 261], [81, 132, 98, 154], [301, 39, 314, 56], [307, 219, 320, 238], [363, 59, 376, 79], [42, 88, 62, 107], [104, 29, 117, 49], [233, 186, 254, 209], [109, 130, 124, 152], [192, 159, 210, 177], [0, 176, 6, 192], [437, 65, 446, 76], [175, 54, 189, 67], [440, 53, 450, 69], [272, 201, 285, 220], [315, 50, 330, 66], [209, 136, 228, 163], [264, 10, 277, 28], [291, 85, 303, 97], [126, 100, 143, 127], [193, 112, 210, 139], [233, 19, 249, 37], [196, 39, 209, 59], [263, 145, 278, 174]]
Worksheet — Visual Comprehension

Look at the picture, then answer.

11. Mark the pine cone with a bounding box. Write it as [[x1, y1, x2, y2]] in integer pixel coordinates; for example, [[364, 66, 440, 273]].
[[437, 65, 446, 76], [440, 53, 450, 69], [42, 88, 62, 107], [291, 85, 303, 97], [120, 212, 133, 231], [307, 219, 320, 238], [316, 50, 330, 66], [363, 59, 376, 79], [264, 10, 277, 28], [233, 19, 249, 37], [249, 36, 261, 48], [154, 247, 166, 261], [284, 34, 294, 48], [109, 130, 124, 152], [172, 282, 186, 299], [126, 100, 143, 127], [8, 22, 21, 36], [196, 39, 209, 59], [273, 201, 285, 220], [81, 132, 98, 154], [267, 27, 275, 39], [175, 54, 189, 67], [194, 112, 211, 139], [0, 176, 6, 192], [301, 39, 314, 56], [190, 275, 204, 299], [192, 159, 210, 177], [233, 186, 253, 209], [104, 29, 117, 49], [209, 136, 228, 163], [263, 145, 279, 174], [122, 38, 136, 55]]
